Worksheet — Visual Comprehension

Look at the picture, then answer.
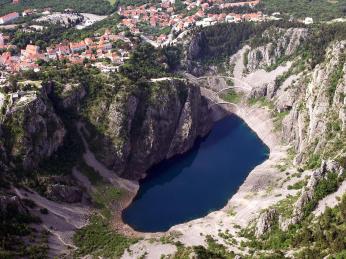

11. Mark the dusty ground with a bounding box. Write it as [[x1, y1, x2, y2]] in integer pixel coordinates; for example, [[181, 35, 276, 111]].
[[14, 187, 91, 257]]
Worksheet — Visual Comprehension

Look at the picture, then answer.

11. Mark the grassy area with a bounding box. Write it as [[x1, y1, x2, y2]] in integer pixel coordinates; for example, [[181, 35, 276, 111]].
[[220, 89, 243, 104], [260, 0, 346, 21], [247, 96, 274, 109], [73, 216, 138, 258]]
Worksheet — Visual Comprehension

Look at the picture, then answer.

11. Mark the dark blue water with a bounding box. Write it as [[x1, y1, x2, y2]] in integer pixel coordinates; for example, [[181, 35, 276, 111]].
[[122, 115, 269, 232]]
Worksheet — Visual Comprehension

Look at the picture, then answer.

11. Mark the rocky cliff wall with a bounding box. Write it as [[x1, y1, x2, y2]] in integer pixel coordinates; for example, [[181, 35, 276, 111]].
[[84, 79, 213, 180], [245, 27, 346, 164], [1, 89, 65, 170], [245, 28, 308, 72]]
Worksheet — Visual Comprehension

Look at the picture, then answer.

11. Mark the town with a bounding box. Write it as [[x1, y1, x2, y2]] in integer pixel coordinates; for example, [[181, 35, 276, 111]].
[[118, 0, 263, 45], [0, 29, 132, 73], [0, 0, 313, 74]]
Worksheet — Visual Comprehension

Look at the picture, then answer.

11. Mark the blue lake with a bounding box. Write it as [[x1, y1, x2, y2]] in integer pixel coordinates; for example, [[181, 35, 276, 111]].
[[122, 115, 269, 232]]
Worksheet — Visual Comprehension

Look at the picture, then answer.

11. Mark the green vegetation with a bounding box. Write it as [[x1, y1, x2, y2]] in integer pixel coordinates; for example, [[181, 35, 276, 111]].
[[0, 0, 115, 16], [120, 43, 170, 80], [172, 235, 236, 259], [220, 89, 243, 104], [91, 185, 122, 216], [117, 0, 160, 7], [207, 5, 255, 14], [270, 194, 300, 219], [298, 23, 346, 68], [137, 22, 171, 36], [260, 0, 346, 21], [272, 110, 289, 132], [0, 200, 48, 258], [192, 20, 303, 64], [287, 180, 306, 190], [328, 54, 346, 103], [243, 49, 249, 67], [247, 96, 274, 109], [303, 172, 341, 217], [73, 215, 138, 258], [305, 153, 322, 170], [240, 173, 346, 258]]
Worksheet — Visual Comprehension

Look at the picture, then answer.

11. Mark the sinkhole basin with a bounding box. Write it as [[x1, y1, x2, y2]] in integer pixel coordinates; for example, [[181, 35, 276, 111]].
[[122, 114, 269, 232]]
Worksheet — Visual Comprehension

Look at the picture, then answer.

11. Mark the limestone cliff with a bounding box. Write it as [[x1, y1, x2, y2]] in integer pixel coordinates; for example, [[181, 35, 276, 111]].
[[245, 27, 308, 72], [245, 28, 346, 165], [240, 27, 346, 239], [1, 89, 65, 170], [84, 79, 213, 180]]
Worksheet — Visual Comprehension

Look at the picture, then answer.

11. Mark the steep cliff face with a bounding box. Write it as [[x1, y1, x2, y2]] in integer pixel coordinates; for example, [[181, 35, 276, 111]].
[[282, 40, 346, 160], [84, 79, 213, 179], [1, 90, 65, 170], [245, 28, 346, 164], [245, 27, 308, 72]]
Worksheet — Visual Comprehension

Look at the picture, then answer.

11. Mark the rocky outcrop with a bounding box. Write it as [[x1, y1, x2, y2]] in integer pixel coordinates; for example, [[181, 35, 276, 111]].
[[255, 208, 278, 238], [1, 91, 65, 170], [46, 184, 83, 203], [246, 37, 346, 161], [282, 40, 346, 157], [280, 160, 343, 231], [186, 32, 209, 76], [85, 79, 213, 180], [246, 28, 308, 72], [59, 84, 87, 110], [187, 32, 207, 61]]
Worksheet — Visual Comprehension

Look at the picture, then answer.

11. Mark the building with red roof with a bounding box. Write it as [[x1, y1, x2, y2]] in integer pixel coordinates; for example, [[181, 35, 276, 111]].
[[0, 12, 20, 24]]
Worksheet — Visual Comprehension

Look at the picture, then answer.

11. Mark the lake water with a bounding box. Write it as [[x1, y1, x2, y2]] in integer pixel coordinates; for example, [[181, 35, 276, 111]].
[[122, 115, 269, 232]]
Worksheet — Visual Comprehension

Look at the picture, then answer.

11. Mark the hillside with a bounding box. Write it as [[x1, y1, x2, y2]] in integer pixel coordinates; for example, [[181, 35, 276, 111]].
[[0, 7, 346, 259], [0, 0, 116, 16], [260, 0, 346, 21]]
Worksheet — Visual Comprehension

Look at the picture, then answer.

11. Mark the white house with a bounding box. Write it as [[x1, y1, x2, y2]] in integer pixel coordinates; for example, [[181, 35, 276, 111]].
[[304, 17, 313, 25]]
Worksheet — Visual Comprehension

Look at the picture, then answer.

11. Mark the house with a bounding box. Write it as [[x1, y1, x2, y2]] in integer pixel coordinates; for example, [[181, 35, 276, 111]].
[[150, 16, 158, 27], [46, 47, 57, 59], [70, 41, 87, 53], [57, 44, 71, 55], [25, 45, 40, 56], [0, 52, 11, 65], [84, 38, 94, 46], [225, 15, 235, 23], [201, 3, 209, 10], [0, 12, 20, 25], [98, 42, 112, 52], [304, 17, 313, 25], [22, 9, 33, 16]]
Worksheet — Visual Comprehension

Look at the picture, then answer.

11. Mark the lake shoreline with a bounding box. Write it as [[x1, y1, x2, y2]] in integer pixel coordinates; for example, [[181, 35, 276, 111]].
[[112, 102, 285, 240]]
